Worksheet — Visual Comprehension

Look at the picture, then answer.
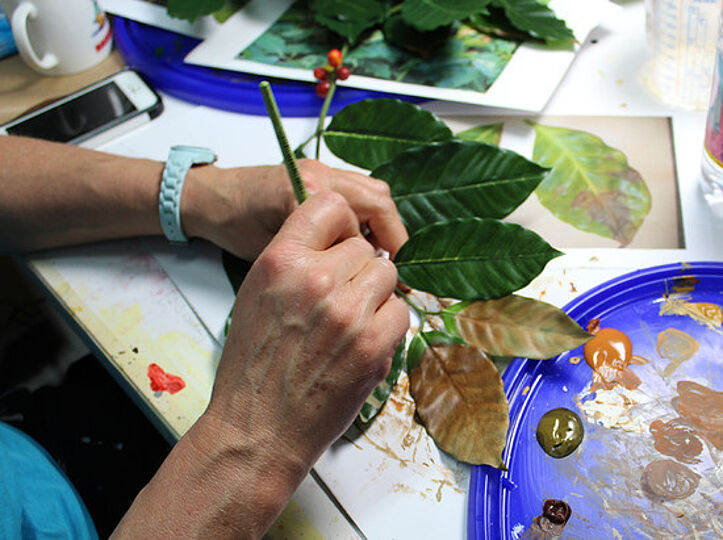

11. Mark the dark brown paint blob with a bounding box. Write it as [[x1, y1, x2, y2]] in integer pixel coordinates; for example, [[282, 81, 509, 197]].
[[583, 324, 640, 391], [522, 499, 572, 539], [672, 381, 723, 450], [536, 408, 584, 458], [641, 459, 700, 500], [649, 418, 703, 464]]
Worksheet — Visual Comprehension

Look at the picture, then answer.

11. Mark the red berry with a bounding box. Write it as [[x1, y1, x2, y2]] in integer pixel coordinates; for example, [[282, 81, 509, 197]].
[[336, 65, 350, 81], [313, 67, 327, 80], [316, 80, 331, 98], [327, 48, 343, 68]]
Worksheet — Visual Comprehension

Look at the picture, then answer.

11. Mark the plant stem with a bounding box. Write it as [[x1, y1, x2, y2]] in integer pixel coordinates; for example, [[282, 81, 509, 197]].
[[294, 128, 323, 157], [259, 81, 308, 204], [315, 81, 336, 160], [397, 287, 428, 323]]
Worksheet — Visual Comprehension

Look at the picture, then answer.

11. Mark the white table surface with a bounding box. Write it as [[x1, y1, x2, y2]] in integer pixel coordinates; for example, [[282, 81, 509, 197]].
[[21, 1, 723, 538]]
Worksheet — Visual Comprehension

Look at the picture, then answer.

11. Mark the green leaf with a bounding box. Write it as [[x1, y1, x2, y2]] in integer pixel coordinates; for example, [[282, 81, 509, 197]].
[[324, 99, 454, 170], [167, 0, 226, 22], [491, 0, 574, 43], [311, 0, 386, 43], [457, 122, 503, 145], [531, 122, 652, 246], [407, 331, 465, 372], [359, 337, 406, 423], [372, 140, 547, 234], [394, 218, 562, 300], [455, 295, 592, 359], [408, 344, 508, 467], [382, 14, 453, 56], [401, 0, 491, 31], [222, 250, 253, 294]]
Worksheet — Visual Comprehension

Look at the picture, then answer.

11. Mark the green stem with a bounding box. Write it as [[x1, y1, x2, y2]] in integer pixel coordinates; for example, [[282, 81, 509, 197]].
[[315, 81, 337, 160], [259, 81, 308, 204], [294, 128, 323, 157], [397, 286, 428, 324]]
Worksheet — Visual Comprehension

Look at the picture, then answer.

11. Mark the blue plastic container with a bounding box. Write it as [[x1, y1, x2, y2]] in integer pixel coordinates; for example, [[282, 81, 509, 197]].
[[469, 262, 723, 539], [0, 7, 17, 59]]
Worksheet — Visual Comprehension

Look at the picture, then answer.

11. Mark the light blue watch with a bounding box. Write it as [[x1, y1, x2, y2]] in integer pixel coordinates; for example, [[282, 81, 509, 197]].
[[159, 145, 216, 243]]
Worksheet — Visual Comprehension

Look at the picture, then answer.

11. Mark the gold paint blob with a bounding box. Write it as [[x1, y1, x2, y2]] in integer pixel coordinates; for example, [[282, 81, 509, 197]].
[[656, 328, 699, 376], [659, 297, 723, 333]]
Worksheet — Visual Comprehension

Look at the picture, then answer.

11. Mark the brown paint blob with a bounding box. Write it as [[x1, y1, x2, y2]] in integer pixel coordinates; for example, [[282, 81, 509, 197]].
[[536, 408, 584, 458], [672, 381, 723, 449], [583, 326, 640, 391], [656, 328, 699, 376], [641, 459, 700, 501], [649, 418, 703, 464], [522, 499, 572, 539]]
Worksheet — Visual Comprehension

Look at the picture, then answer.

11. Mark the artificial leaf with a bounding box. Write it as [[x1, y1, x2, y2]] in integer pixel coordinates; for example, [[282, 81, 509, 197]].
[[222, 250, 253, 294], [408, 344, 508, 467], [531, 122, 652, 246], [401, 0, 491, 31], [311, 0, 386, 43], [382, 14, 453, 57], [394, 218, 562, 300], [457, 122, 503, 145], [167, 0, 225, 22], [324, 99, 454, 170], [491, 0, 574, 43], [453, 294, 592, 359], [372, 140, 547, 234], [467, 9, 533, 41], [359, 337, 406, 423], [407, 331, 466, 372]]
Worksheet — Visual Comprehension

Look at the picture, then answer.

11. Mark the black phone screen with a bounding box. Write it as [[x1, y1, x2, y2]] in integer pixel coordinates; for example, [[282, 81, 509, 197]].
[[8, 82, 137, 143]]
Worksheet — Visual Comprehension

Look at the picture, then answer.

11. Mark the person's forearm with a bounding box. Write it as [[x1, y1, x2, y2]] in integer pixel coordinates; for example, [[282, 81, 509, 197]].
[[112, 412, 308, 539]]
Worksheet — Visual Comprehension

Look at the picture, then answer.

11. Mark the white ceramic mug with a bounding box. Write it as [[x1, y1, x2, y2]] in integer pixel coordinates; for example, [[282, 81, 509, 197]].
[[0, 0, 112, 75]]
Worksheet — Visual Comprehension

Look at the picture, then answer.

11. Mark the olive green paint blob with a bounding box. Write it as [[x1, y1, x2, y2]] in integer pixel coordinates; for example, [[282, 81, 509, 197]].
[[536, 408, 584, 458]]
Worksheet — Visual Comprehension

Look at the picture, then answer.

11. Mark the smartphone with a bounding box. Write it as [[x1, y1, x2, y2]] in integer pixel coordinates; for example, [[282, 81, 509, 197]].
[[0, 69, 163, 148]]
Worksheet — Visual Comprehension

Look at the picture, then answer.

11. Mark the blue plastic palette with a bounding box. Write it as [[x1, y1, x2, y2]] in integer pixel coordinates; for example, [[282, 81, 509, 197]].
[[468, 262, 723, 539], [112, 17, 423, 117]]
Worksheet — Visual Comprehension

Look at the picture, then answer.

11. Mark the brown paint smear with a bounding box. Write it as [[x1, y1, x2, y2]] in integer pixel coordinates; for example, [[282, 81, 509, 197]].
[[657, 328, 699, 376], [641, 459, 700, 501], [584, 320, 643, 392], [649, 418, 703, 464], [672, 381, 723, 450]]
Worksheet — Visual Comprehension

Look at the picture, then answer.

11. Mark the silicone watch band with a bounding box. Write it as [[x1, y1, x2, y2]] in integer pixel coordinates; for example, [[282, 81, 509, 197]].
[[159, 145, 216, 243]]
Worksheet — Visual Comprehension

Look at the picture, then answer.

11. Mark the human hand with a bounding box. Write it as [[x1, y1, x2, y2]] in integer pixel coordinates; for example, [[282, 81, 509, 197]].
[[181, 159, 408, 261]]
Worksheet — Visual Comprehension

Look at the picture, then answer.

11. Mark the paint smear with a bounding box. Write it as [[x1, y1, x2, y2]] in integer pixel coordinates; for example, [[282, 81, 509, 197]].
[[583, 322, 642, 392], [641, 459, 700, 501], [656, 328, 699, 376], [672, 381, 723, 449], [521, 499, 572, 539], [147, 363, 186, 394], [672, 275, 700, 294], [649, 417, 703, 464], [578, 385, 651, 433], [659, 297, 723, 333]]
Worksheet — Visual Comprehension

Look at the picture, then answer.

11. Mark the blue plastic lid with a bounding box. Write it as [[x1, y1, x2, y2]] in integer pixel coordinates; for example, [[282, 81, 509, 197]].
[[469, 262, 723, 539], [112, 16, 424, 117]]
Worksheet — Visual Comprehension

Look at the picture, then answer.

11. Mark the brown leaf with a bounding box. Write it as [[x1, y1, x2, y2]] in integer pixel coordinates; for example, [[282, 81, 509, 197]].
[[457, 295, 592, 359], [408, 344, 508, 467]]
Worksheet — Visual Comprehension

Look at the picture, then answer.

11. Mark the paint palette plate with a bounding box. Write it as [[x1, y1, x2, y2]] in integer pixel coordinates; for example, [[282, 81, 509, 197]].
[[468, 262, 723, 539]]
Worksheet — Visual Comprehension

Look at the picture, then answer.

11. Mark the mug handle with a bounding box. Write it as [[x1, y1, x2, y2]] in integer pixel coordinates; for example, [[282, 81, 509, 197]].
[[11, 1, 58, 70]]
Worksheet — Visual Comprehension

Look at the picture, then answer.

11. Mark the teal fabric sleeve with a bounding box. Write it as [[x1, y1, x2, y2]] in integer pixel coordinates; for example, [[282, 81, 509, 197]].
[[0, 422, 98, 539]]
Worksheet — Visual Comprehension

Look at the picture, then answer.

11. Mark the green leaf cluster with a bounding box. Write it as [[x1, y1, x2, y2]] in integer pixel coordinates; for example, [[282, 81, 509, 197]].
[[166, 0, 250, 23]]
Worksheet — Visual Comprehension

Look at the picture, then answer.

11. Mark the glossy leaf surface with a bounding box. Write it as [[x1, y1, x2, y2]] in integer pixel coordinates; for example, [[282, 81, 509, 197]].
[[531, 123, 651, 246], [455, 295, 592, 359], [311, 0, 386, 42], [409, 344, 508, 466], [372, 140, 547, 234], [324, 99, 454, 170], [457, 122, 503, 145], [491, 0, 574, 42], [359, 337, 406, 423], [394, 218, 562, 300], [401, 0, 491, 31]]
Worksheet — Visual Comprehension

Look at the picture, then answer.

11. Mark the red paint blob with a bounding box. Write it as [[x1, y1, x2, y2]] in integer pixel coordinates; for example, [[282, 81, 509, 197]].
[[147, 363, 186, 394]]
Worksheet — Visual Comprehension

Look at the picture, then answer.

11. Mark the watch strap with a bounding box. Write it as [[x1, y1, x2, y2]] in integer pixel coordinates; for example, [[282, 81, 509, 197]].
[[159, 145, 216, 243]]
